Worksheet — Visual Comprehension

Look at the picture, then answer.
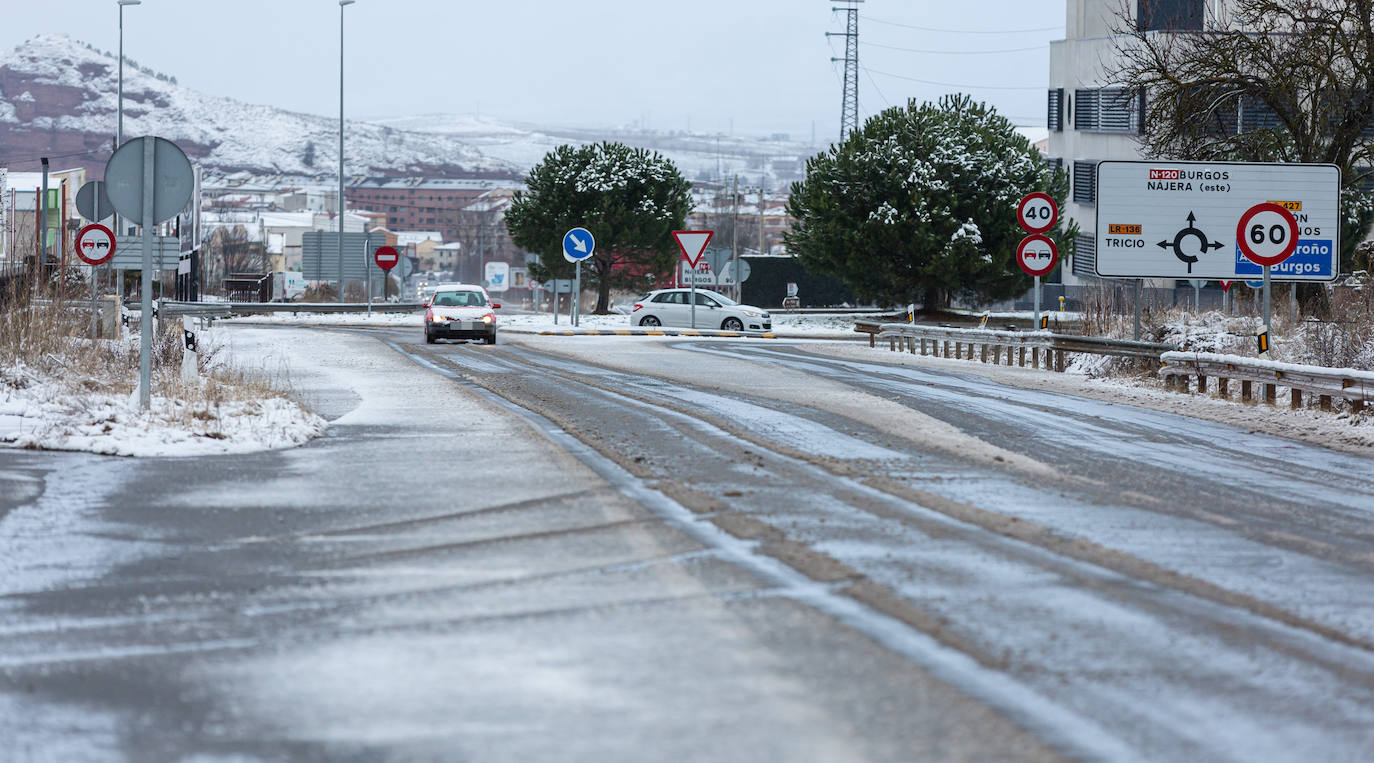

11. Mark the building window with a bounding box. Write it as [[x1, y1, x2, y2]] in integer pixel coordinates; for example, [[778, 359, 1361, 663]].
[[1098, 88, 1143, 133], [1138, 0, 1204, 32], [1073, 161, 1097, 205], [1072, 233, 1097, 278], [1048, 88, 1065, 132], [1074, 89, 1099, 131]]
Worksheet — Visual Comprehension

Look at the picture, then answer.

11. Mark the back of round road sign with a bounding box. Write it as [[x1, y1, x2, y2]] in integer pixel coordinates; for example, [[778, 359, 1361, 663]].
[[104, 136, 195, 225]]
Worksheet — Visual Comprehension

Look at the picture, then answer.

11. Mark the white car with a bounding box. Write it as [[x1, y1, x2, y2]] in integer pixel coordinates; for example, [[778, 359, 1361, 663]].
[[631, 289, 771, 332], [424, 283, 500, 344]]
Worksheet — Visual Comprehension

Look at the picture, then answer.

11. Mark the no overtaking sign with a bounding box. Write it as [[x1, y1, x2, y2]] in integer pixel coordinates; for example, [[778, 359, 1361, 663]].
[[1094, 161, 1339, 281]]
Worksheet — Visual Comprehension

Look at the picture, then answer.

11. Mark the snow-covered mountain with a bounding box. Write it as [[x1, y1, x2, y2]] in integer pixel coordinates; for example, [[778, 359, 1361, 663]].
[[368, 113, 821, 188], [0, 34, 512, 178], [0, 34, 820, 186]]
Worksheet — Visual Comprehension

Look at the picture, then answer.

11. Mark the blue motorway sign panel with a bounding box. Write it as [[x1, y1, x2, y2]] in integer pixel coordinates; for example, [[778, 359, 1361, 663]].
[[1234, 239, 1334, 280], [562, 227, 595, 263]]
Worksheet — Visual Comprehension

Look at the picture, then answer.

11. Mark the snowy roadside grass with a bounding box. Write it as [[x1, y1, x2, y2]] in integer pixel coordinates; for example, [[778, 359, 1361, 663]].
[[0, 299, 324, 457]]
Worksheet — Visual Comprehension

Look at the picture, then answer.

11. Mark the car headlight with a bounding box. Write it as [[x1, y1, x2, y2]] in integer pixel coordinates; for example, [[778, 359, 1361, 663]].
[[481, 314, 494, 324], [742, 310, 762, 318]]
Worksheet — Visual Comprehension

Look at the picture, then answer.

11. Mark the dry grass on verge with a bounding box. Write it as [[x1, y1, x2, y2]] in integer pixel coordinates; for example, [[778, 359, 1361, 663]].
[[0, 280, 310, 433]]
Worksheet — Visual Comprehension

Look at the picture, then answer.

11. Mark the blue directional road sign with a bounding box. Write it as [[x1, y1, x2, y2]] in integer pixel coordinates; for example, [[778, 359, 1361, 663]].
[[563, 227, 595, 263]]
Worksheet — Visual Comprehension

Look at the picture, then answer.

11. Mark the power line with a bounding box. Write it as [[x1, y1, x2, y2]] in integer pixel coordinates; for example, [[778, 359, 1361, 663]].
[[865, 67, 1044, 91], [827, 1, 863, 141], [866, 40, 1047, 55], [863, 15, 1060, 34]]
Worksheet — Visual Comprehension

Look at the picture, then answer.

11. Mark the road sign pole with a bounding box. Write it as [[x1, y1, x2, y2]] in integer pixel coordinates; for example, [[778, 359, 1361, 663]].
[[1290, 282, 1298, 324], [1033, 275, 1041, 328], [691, 270, 697, 329], [1263, 265, 1272, 350], [1133, 279, 1143, 341], [366, 233, 372, 318], [139, 136, 155, 409], [91, 193, 100, 339], [1194, 281, 1201, 312]]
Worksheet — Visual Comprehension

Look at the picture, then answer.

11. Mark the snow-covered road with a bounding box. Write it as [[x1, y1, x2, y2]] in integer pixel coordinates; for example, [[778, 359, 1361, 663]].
[[2, 325, 1373, 761]]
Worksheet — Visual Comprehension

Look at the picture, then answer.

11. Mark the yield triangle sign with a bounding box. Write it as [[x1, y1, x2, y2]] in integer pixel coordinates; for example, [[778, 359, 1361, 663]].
[[672, 230, 714, 268]]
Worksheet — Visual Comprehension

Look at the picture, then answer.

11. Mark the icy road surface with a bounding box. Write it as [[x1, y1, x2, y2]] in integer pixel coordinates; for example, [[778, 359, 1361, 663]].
[[1, 325, 1372, 761]]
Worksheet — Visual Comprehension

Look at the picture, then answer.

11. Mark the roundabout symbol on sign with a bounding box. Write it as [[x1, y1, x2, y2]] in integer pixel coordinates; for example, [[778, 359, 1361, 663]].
[[74, 223, 116, 266], [1156, 211, 1224, 274], [1236, 202, 1300, 267], [1016, 234, 1059, 277]]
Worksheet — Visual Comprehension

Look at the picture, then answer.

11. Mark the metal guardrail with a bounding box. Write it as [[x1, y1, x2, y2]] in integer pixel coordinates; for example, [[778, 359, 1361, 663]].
[[158, 300, 427, 317], [868, 322, 1175, 372], [1159, 352, 1374, 412]]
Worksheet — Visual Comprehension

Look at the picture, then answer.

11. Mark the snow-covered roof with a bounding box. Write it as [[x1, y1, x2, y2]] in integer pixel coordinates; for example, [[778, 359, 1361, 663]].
[[434, 242, 463, 251], [4, 170, 84, 191], [259, 212, 316, 228], [395, 231, 443, 245]]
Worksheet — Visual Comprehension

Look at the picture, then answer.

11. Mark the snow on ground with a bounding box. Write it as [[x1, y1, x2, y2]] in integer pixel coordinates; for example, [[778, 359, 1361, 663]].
[[224, 309, 879, 336], [808, 342, 1374, 457], [0, 339, 324, 458]]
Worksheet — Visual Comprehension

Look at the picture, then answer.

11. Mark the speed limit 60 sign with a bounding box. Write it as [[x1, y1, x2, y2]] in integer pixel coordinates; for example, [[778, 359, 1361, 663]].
[[1236, 203, 1299, 267], [1094, 161, 1339, 281]]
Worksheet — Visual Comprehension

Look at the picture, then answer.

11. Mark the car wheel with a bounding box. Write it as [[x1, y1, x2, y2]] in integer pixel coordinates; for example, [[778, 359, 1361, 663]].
[[485, 332, 497, 345], [640, 315, 661, 327], [721, 317, 744, 332], [425, 332, 437, 344]]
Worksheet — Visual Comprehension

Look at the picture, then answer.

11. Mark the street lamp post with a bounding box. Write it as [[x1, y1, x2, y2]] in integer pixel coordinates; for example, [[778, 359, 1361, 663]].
[[337, 0, 355, 301], [116, 0, 140, 248]]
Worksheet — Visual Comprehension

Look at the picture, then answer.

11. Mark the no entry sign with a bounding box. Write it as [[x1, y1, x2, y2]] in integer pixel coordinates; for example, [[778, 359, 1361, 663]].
[[373, 245, 400, 271], [75, 223, 116, 266], [1016, 234, 1059, 277]]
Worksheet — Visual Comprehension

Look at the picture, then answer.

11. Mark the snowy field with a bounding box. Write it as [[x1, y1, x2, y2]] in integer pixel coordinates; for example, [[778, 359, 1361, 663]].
[[0, 333, 324, 458]]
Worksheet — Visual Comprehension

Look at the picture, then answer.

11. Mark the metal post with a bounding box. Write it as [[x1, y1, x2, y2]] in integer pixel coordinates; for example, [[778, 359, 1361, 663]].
[[1033, 275, 1041, 329], [1194, 281, 1201, 312], [39, 158, 48, 295], [731, 175, 740, 302], [139, 136, 155, 409], [573, 260, 581, 327], [116, 1, 139, 244], [365, 231, 372, 317], [1133, 279, 1142, 340], [91, 192, 100, 338], [552, 280, 559, 325], [1262, 265, 1272, 343], [337, 0, 354, 301], [691, 272, 697, 329], [1290, 281, 1298, 324]]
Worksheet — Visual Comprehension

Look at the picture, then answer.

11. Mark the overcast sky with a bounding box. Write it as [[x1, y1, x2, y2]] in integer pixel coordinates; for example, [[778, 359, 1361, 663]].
[[3, 1, 1065, 140]]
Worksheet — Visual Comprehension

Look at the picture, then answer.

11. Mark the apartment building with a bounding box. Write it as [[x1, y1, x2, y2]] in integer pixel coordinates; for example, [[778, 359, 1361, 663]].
[[1048, 0, 1230, 286]]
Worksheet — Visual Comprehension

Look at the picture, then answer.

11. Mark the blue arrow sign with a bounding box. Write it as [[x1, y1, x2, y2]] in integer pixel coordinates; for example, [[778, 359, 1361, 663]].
[[562, 227, 595, 263]]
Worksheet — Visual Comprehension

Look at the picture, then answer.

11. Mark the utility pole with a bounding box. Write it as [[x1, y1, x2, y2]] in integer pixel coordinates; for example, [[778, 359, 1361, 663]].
[[758, 183, 766, 258], [826, 1, 863, 141], [731, 175, 740, 302]]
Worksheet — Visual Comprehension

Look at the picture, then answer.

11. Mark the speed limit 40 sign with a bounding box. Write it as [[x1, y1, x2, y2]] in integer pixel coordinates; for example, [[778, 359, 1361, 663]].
[[1017, 192, 1058, 234]]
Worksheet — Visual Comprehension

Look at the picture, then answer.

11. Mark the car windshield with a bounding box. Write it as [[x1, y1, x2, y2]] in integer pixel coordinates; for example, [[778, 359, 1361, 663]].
[[432, 290, 487, 307]]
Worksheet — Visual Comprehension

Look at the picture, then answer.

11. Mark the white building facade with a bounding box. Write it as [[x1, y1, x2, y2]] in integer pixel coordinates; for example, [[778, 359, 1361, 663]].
[[1048, 0, 1233, 286]]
